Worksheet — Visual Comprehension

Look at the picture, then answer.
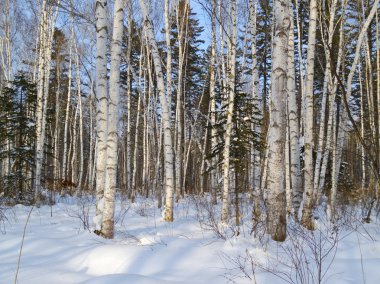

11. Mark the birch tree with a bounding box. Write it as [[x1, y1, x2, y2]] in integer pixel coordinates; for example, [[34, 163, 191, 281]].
[[249, 0, 262, 217], [139, 0, 175, 221], [94, 0, 108, 229], [100, 0, 125, 239], [221, 0, 237, 224], [34, 0, 60, 202], [209, 0, 217, 204], [175, 0, 188, 201], [331, 0, 380, 217], [62, 15, 74, 183], [265, 0, 290, 241], [74, 31, 84, 195], [287, 7, 302, 218], [301, 0, 318, 230]]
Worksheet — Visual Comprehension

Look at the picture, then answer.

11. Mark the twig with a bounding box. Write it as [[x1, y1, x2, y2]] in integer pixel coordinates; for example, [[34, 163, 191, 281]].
[[14, 206, 34, 284], [356, 232, 366, 284]]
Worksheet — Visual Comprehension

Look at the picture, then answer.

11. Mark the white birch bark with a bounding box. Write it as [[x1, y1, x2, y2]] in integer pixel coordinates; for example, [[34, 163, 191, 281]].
[[331, 0, 380, 215], [165, 0, 172, 118], [71, 103, 78, 185], [295, 0, 304, 134], [301, 0, 318, 230], [175, 1, 188, 200], [34, 0, 48, 199], [359, 62, 366, 190], [210, 0, 218, 204], [317, 0, 346, 198], [131, 45, 145, 200], [74, 37, 84, 194], [53, 44, 61, 192], [143, 81, 152, 196], [101, 0, 125, 238], [313, 0, 338, 201], [139, 0, 175, 221], [34, 0, 59, 201], [94, 0, 108, 230], [0, 0, 12, 84], [62, 15, 74, 182], [126, 2, 132, 198], [285, 101, 292, 213], [221, 0, 237, 224], [218, 0, 227, 92], [89, 79, 95, 191], [200, 121, 208, 195], [131, 48, 144, 201], [249, 0, 262, 217], [287, 9, 302, 218], [265, 0, 290, 241], [363, 30, 375, 136]]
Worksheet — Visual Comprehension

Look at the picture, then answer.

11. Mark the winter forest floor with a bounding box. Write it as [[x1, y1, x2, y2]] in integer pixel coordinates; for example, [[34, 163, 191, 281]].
[[1, 195, 380, 284]]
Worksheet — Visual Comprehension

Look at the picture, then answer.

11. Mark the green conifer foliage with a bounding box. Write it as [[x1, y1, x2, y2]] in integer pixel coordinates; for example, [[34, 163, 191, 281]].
[[0, 73, 36, 202]]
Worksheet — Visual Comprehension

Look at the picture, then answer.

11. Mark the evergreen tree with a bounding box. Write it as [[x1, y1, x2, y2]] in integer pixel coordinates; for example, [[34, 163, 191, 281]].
[[0, 73, 36, 202]]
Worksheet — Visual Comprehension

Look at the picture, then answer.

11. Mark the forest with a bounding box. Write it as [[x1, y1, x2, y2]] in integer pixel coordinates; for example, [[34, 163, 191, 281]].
[[1, 0, 380, 283]]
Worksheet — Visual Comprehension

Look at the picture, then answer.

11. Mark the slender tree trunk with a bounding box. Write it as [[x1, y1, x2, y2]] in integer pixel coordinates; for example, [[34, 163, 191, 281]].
[[74, 38, 84, 195], [249, 0, 262, 217], [313, 0, 338, 203], [210, 0, 218, 204], [132, 44, 145, 200], [318, 0, 346, 198], [139, 0, 175, 221], [89, 79, 95, 191], [62, 15, 74, 183], [301, 0, 318, 230], [175, 1, 188, 201], [286, 7, 302, 218], [94, 0, 109, 230], [101, 0, 125, 239], [165, 0, 173, 111], [34, 0, 60, 201], [359, 62, 366, 191], [331, 0, 380, 216], [265, 0, 290, 242], [285, 100, 292, 214], [34, 0, 48, 200], [53, 46, 61, 193], [125, 2, 132, 199], [71, 104, 78, 185], [295, 0, 304, 134], [221, 0, 237, 224]]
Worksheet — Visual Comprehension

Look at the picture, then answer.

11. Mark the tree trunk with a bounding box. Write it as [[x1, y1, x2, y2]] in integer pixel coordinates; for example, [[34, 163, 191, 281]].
[[94, 0, 109, 230], [101, 0, 124, 239], [210, 0, 217, 204], [287, 9, 302, 218], [74, 37, 84, 195], [301, 0, 318, 230], [34, 0, 60, 202], [265, 0, 290, 242], [221, 0, 237, 224], [139, 0, 175, 221], [249, 0, 262, 218]]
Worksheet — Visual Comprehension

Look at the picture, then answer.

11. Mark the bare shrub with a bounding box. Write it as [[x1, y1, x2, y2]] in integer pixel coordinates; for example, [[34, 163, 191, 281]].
[[133, 197, 155, 217], [115, 202, 131, 227], [65, 197, 92, 232], [224, 220, 340, 284], [191, 195, 233, 240], [0, 206, 7, 234]]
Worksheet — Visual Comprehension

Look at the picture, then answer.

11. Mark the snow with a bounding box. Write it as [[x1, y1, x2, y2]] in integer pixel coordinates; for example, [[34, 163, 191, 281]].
[[1, 197, 380, 284]]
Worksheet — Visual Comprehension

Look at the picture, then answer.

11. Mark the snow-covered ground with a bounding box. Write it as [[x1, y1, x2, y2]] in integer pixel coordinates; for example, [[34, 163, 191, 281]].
[[1, 196, 380, 284]]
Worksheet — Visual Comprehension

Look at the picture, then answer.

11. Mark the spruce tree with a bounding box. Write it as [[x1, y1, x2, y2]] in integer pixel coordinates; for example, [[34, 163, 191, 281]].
[[0, 73, 36, 202]]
